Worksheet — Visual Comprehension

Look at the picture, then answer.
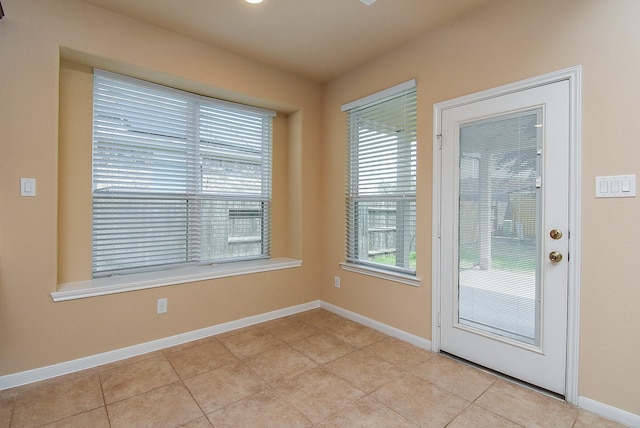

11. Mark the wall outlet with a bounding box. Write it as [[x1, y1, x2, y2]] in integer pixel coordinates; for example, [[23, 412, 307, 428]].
[[334, 276, 341, 288], [157, 298, 168, 314]]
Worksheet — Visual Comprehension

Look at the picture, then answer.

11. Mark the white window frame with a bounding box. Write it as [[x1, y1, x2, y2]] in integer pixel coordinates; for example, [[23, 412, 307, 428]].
[[91, 70, 275, 278], [341, 80, 420, 285]]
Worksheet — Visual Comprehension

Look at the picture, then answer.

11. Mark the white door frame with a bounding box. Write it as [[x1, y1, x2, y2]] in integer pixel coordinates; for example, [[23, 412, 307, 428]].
[[431, 66, 582, 405]]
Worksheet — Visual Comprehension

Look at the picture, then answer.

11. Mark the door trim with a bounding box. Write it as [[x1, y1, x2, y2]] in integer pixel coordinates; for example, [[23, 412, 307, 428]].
[[432, 66, 582, 405]]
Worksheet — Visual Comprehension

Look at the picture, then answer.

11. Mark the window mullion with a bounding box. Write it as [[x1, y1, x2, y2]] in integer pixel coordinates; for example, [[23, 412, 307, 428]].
[[187, 100, 202, 264]]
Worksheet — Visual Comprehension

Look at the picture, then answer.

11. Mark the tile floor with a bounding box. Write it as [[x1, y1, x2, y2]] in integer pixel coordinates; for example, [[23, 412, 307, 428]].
[[0, 309, 627, 427]]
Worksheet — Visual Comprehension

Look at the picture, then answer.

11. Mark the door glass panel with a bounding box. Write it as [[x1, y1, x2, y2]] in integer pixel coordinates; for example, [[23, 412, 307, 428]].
[[458, 109, 542, 346]]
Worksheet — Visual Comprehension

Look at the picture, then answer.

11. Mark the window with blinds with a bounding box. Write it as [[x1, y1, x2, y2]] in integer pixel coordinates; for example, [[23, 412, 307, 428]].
[[342, 80, 417, 275], [92, 70, 274, 277]]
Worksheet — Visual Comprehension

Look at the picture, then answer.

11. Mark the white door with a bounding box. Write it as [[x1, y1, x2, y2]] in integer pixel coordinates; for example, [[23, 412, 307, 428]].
[[439, 80, 570, 395]]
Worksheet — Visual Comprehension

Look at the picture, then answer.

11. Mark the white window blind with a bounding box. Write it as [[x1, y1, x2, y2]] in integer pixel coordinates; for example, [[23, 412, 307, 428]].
[[92, 70, 274, 277], [343, 80, 417, 275]]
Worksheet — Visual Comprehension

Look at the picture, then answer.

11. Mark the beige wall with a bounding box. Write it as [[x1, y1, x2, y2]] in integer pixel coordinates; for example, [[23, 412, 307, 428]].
[[0, 0, 322, 375], [322, 0, 640, 415], [2, 0, 640, 418]]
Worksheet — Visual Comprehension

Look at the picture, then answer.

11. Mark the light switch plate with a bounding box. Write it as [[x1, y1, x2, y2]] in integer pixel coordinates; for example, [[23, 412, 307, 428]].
[[20, 178, 36, 197], [595, 174, 636, 198]]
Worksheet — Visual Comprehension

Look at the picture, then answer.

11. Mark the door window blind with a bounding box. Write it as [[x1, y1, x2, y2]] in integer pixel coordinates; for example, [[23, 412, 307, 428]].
[[343, 80, 417, 274], [92, 70, 274, 277]]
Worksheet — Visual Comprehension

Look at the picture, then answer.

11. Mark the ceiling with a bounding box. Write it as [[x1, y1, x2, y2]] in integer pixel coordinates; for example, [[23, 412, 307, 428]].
[[80, 0, 492, 82]]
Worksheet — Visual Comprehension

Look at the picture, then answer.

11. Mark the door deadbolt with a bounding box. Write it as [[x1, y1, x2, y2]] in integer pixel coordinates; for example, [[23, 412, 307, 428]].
[[549, 229, 563, 240], [549, 251, 563, 263]]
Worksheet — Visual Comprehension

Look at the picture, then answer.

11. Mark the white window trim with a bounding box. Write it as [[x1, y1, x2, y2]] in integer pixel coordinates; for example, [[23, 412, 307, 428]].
[[52, 257, 302, 302], [341, 79, 416, 111], [342, 79, 418, 277], [91, 69, 275, 277], [340, 262, 421, 287]]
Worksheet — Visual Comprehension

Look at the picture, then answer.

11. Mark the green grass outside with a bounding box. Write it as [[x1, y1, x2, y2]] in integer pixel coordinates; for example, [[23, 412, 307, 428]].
[[370, 251, 417, 270], [459, 237, 536, 272], [368, 238, 534, 272]]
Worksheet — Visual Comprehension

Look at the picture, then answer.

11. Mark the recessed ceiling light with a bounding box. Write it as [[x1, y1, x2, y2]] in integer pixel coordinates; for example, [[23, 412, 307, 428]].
[[246, 0, 263, 3], [360, 0, 376, 5]]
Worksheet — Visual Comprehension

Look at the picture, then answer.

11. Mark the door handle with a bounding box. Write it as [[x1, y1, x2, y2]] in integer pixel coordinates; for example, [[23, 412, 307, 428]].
[[549, 251, 563, 263], [549, 229, 563, 240]]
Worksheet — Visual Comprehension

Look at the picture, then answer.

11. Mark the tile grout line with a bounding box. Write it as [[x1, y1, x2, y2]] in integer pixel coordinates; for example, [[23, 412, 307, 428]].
[[161, 349, 209, 426], [96, 370, 112, 428]]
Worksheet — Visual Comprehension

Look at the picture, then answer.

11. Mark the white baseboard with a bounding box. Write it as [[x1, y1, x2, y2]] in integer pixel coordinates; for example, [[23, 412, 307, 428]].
[[579, 396, 640, 427], [0, 300, 321, 391], [3, 300, 638, 428], [320, 301, 432, 351]]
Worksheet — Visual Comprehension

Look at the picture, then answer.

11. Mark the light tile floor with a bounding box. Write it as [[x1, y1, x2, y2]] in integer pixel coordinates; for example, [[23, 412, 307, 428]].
[[0, 309, 627, 427]]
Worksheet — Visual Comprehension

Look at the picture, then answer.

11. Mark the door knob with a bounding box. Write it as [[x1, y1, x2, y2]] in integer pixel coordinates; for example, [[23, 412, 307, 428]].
[[549, 229, 563, 240], [549, 251, 563, 263]]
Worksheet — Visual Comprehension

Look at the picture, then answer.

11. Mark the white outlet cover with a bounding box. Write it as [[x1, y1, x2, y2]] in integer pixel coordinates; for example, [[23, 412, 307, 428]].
[[20, 178, 36, 197], [157, 298, 168, 314]]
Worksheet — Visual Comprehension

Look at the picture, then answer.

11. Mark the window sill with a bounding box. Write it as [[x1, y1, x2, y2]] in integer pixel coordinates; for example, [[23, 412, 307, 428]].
[[340, 262, 421, 287], [52, 258, 303, 302]]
